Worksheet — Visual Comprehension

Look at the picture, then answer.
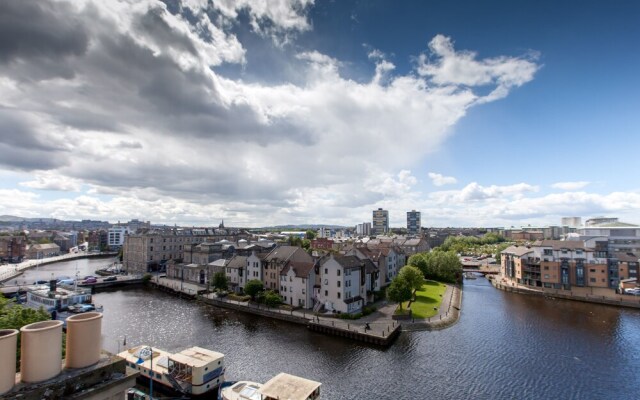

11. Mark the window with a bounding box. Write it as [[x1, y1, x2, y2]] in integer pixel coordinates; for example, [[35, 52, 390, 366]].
[[337, 292, 341, 299], [544, 266, 549, 270], [544, 274, 549, 279], [324, 268, 328, 274], [150, 246, 153, 251], [337, 281, 341, 287], [324, 290, 328, 296], [337, 270, 341, 276], [590, 278, 596, 283], [590, 269, 596, 273], [302, 289, 305, 294]]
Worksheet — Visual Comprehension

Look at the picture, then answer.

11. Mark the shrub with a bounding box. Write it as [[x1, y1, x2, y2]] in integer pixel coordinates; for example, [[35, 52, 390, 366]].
[[264, 290, 282, 308]]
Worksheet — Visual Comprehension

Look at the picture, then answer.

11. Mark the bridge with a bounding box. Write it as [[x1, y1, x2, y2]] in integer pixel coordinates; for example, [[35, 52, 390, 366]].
[[463, 267, 499, 276]]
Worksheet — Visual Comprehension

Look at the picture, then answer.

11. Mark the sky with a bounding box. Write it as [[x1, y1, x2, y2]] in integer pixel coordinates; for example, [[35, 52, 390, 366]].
[[1, 0, 639, 228]]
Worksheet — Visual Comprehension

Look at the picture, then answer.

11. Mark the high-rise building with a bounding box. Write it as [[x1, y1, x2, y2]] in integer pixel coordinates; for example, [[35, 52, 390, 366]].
[[407, 210, 421, 235], [356, 222, 371, 236], [372, 208, 389, 235]]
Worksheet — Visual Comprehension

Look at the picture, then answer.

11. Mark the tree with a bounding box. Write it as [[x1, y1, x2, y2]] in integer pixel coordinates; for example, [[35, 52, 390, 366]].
[[398, 265, 424, 294], [305, 230, 317, 240], [301, 239, 311, 251], [408, 250, 462, 283], [287, 235, 302, 247], [245, 279, 263, 300], [264, 290, 282, 308], [212, 271, 229, 291], [0, 297, 51, 370], [386, 278, 412, 310]]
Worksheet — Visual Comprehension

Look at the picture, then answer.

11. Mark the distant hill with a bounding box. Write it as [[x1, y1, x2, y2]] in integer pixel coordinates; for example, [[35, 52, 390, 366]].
[[0, 215, 57, 222]]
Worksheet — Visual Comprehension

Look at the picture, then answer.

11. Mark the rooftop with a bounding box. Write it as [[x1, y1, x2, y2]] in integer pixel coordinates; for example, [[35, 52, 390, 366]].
[[258, 373, 321, 400]]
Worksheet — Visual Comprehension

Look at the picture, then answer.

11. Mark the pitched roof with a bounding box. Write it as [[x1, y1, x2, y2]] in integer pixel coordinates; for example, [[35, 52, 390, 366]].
[[362, 258, 378, 273], [265, 245, 300, 262], [281, 260, 315, 278], [501, 245, 534, 257], [227, 255, 247, 269], [327, 254, 364, 270]]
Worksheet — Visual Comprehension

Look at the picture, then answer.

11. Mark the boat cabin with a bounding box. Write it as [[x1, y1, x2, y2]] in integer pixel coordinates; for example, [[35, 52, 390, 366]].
[[259, 373, 321, 400]]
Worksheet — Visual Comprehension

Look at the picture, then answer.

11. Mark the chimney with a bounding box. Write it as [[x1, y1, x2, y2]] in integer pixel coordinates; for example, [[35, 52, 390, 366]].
[[0, 329, 19, 395], [65, 312, 103, 369], [20, 320, 64, 383]]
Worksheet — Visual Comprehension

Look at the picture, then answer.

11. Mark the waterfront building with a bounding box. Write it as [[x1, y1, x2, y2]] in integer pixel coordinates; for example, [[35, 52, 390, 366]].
[[183, 241, 236, 264], [407, 210, 421, 235], [500, 240, 639, 292], [166, 259, 224, 287], [279, 260, 316, 308], [226, 255, 247, 293], [576, 219, 640, 254], [0, 235, 26, 262], [26, 243, 61, 259], [318, 254, 365, 314], [246, 251, 264, 281], [263, 245, 314, 292], [107, 226, 129, 250], [122, 229, 248, 273], [372, 208, 388, 235]]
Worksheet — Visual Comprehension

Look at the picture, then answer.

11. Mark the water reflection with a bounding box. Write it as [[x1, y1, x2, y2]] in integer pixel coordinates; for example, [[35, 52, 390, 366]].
[[10, 260, 640, 399]]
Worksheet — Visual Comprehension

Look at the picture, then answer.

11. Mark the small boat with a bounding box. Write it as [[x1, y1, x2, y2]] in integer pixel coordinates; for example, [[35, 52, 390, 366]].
[[118, 345, 225, 397], [464, 272, 477, 280], [220, 373, 321, 400]]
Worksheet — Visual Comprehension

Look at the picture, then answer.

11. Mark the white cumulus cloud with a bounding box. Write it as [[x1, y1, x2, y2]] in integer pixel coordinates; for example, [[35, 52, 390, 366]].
[[551, 181, 590, 191], [428, 172, 457, 186]]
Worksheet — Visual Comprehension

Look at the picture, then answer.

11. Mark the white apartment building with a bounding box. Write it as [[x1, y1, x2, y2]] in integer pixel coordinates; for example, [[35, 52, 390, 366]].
[[279, 260, 315, 309], [318, 254, 365, 314], [226, 255, 246, 293], [108, 226, 129, 248], [246, 251, 263, 281]]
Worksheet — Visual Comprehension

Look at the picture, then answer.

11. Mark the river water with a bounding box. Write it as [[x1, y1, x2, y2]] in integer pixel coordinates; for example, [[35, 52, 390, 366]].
[[14, 258, 640, 399]]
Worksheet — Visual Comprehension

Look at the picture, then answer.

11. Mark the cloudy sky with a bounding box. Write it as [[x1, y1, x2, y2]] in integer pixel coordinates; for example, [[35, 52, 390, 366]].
[[1, 0, 639, 228]]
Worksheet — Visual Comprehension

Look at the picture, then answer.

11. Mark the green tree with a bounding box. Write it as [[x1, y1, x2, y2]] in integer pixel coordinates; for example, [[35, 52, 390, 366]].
[[386, 278, 412, 310], [408, 250, 462, 283], [0, 297, 51, 370], [287, 235, 302, 247], [212, 271, 229, 291], [301, 239, 311, 251], [264, 290, 282, 307], [245, 279, 263, 300], [305, 230, 317, 240], [398, 265, 424, 294]]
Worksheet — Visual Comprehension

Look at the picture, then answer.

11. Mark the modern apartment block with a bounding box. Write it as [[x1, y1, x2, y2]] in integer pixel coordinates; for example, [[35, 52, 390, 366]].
[[372, 208, 389, 235], [355, 222, 371, 236], [107, 226, 129, 249], [561, 217, 582, 228], [407, 210, 421, 235], [501, 240, 638, 291]]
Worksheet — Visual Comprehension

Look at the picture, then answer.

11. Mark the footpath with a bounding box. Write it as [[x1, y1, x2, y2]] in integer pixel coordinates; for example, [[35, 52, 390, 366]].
[[151, 277, 462, 345], [0, 252, 117, 284]]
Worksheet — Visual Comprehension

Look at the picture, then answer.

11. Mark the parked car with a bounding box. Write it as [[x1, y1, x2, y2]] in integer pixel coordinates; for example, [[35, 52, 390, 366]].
[[103, 276, 118, 282], [33, 280, 48, 285], [84, 275, 97, 280], [82, 277, 98, 284], [56, 279, 75, 286]]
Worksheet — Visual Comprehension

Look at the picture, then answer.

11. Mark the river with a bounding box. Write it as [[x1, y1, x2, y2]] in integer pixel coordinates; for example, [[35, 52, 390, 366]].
[[13, 258, 640, 399]]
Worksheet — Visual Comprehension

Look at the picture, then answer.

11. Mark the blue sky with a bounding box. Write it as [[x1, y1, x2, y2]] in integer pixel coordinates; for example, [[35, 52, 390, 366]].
[[0, 0, 639, 227]]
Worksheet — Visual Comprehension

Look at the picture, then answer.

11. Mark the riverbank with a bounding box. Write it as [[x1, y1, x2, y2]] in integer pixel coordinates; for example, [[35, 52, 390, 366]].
[[489, 275, 640, 309], [148, 276, 464, 345], [0, 252, 117, 284], [401, 283, 462, 331]]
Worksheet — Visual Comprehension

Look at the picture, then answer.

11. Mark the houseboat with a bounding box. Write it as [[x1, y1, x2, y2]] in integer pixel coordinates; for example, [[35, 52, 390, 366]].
[[220, 373, 321, 400], [26, 285, 93, 312], [118, 345, 225, 397]]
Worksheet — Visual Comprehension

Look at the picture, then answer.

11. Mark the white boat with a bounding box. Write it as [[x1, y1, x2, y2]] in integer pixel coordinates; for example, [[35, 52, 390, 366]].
[[26, 286, 93, 312], [220, 373, 321, 400], [118, 345, 225, 397]]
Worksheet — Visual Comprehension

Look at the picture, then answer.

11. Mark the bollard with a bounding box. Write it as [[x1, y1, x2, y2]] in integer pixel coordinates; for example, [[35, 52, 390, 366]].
[[332, 321, 334, 327], [348, 324, 350, 329]]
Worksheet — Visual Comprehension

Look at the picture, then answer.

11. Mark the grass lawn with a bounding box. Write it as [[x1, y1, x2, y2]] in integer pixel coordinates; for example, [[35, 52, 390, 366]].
[[402, 280, 448, 319]]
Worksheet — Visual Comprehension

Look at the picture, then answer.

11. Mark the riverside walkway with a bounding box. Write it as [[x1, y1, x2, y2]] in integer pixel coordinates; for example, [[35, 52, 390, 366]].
[[0, 252, 117, 284], [150, 276, 462, 345]]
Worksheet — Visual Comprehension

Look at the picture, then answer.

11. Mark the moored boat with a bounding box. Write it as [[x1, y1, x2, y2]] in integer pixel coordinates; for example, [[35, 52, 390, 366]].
[[220, 373, 320, 400], [118, 345, 225, 397]]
